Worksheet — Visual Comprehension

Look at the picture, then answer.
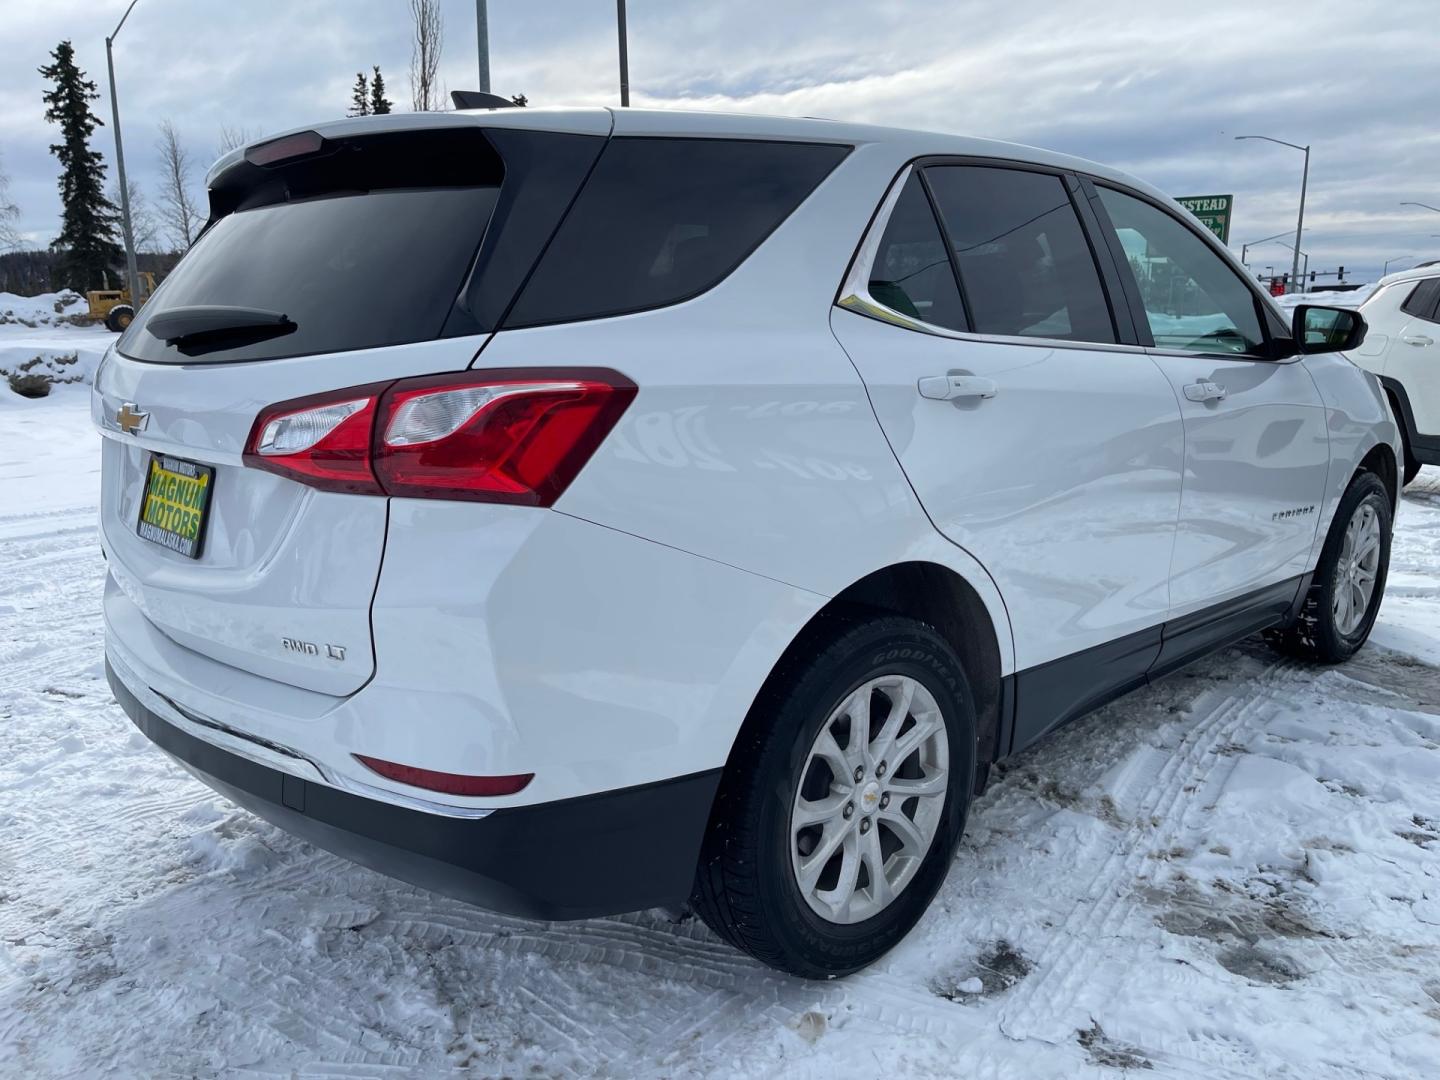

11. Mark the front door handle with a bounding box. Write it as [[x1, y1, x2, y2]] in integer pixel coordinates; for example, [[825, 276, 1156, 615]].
[[1402, 334, 1434, 347], [1183, 380, 1228, 403], [917, 374, 998, 401]]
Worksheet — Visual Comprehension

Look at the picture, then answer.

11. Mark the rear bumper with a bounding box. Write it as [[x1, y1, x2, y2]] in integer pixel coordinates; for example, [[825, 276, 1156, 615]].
[[108, 659, 720, 920]]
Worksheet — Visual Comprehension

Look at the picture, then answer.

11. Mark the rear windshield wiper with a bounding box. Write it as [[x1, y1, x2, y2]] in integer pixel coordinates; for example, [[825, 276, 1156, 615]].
[[145, 305, 296, 346]]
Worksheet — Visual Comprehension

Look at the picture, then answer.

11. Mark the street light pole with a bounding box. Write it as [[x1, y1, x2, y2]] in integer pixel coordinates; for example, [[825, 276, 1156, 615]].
[[616, 0, 630, 106], [1235, 135, 1310, 294], [475, 0, 489, 92], [1239, 229, 1295, 267], [1400, 202, 1440, 214], [106, 0, 141, 305], [1383, 256, 1412, 276]]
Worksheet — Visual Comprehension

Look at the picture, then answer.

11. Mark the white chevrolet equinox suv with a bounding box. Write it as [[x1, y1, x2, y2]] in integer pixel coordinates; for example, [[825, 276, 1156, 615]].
[[97, 106, 1400, 978]]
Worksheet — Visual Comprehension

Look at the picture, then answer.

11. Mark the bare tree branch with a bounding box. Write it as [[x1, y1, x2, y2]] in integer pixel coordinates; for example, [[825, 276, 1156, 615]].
[[409, 0, 444, 111], [216, 124, 256, 158], [109, 177, 159, 255], [156, 120, 201, 251], [0, 150, 22, 252]]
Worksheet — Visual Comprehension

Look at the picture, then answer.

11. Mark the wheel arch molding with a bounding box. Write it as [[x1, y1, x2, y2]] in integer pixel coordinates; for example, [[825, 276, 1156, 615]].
[[729, 559, 1008, 791]]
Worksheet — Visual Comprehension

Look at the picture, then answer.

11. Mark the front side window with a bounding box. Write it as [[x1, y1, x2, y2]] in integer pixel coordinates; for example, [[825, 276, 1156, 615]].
[[866, 173, 968, 331], [1097, 187, 1266, 356], [924, 165, 1116, 344]]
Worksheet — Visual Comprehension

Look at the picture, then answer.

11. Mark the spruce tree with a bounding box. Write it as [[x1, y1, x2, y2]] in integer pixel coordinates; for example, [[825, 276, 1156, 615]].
[[349, 72, 370, 116], [39, 41, 119, 292], [370, 67, 392, 114]]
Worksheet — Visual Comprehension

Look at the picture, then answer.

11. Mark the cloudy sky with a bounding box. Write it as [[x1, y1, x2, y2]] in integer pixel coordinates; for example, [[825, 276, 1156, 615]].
[[2, 0, 1438, 282]]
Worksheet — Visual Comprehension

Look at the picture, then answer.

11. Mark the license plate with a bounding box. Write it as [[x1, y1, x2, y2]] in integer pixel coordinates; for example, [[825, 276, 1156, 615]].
[[136, 453, 215, 559]]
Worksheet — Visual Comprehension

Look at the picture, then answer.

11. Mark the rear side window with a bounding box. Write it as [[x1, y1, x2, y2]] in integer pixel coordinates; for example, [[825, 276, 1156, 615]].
[[925, 165, 1116, 344], [867, 173, 968, 331], [122, 129, 506, 364], [1401, 278, 1440, 323], [504, 138, 849, 328]]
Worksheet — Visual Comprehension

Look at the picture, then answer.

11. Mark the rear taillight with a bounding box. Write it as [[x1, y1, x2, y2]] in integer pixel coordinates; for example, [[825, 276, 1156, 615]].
[[243, 383, 389, 494], [243, 368, 635, 506]]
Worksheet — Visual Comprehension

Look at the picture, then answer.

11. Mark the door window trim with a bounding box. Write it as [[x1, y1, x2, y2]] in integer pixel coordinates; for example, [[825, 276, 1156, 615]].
[[835, 157, 1148, 356]]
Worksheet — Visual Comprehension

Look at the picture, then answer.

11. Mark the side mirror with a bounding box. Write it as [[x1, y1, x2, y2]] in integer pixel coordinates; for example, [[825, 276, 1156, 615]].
[[1292, 304, 1367, 354]]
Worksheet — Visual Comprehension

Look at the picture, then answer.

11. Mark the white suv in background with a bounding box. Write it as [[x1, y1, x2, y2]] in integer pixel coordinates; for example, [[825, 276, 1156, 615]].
[[1351, 265, 1440, 484], [97, 107, 1399, 978]]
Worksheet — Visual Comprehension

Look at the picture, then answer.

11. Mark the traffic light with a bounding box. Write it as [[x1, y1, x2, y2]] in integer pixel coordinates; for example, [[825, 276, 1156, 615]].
[[1338, 266, 1345, 279], [1310, 271, 1317, 282]]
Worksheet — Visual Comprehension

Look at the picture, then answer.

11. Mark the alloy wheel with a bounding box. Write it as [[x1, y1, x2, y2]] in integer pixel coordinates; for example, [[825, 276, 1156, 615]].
[[789, 675, 949, 925], [1333, 500, 1382, 636]]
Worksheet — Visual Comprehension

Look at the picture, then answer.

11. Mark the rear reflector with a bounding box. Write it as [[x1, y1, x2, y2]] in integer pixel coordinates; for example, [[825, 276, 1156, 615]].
[[243, 368, 636, 506], [354, 754, 533, 797]]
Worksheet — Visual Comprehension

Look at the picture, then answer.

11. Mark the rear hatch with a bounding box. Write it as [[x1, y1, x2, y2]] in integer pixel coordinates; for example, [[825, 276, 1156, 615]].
[[94, 118, 608, 695]]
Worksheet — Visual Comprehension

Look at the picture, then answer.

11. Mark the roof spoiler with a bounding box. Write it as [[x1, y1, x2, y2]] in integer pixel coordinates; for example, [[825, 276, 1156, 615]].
[[451, 90, 518, 110]]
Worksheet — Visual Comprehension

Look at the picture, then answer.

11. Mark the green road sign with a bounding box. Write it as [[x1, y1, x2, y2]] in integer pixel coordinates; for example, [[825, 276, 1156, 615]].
[[1176, 194, 1233, 243]]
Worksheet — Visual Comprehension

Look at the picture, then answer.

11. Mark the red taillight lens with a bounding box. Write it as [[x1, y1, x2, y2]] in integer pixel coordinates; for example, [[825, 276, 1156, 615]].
[[243, 369, 635, 505], [243, 383, 390, 494], [374, 369, 636, 505], [353, 754, 533, 797]]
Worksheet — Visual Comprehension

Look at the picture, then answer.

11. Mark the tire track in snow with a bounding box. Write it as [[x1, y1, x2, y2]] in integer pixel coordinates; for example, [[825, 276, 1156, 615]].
[[997, 659, 1302, 1046]]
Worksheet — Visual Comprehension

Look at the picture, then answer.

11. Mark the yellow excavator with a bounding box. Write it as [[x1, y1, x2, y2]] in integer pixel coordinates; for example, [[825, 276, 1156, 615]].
[[87, 271, 157, 332]]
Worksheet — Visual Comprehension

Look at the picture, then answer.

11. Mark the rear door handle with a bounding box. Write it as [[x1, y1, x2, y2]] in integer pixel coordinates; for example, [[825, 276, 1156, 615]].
[[1183, 380, 1227, 403], [917, 375, 998, 401], [1402, 334, 1434, 347]]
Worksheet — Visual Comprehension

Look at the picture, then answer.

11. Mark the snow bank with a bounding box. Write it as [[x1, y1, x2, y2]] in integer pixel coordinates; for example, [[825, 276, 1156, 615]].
[[0, 307, 112, 402], [0, 290, 90, 327], [1272, 285, 1374, 311]]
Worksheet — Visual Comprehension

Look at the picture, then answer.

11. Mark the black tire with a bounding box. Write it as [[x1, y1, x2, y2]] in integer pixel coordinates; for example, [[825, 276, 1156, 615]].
[[105, 304, 134, 333], [691, 616, 976, 978], [1266, 471, 1392, 664]]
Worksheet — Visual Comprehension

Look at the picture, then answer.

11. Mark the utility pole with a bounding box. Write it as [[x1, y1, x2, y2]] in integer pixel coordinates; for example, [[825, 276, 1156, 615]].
[[616, 0, 630, 106], [1235, 135, 1310, 294], [475, 0, 490, 92], [106, 0, 142, 306]]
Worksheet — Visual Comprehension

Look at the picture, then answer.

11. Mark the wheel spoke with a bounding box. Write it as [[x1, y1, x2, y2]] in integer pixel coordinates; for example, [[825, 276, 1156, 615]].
[[817, 832, 862, 919], [797, 820, 852, 893], [861, 825, 892, 909], [811, 726, 853, 784], [889, 712, 943, 768], [884, 768, 948, 800], [870, 678, 915, 765], [792, 789, 850, 828], [841, 685, 873, 766], [879, 807, 929, 855]]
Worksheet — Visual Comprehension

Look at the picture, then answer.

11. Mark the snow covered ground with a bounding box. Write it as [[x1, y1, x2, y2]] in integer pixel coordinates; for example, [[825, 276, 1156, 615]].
[[2, 320, 1439, 1078]]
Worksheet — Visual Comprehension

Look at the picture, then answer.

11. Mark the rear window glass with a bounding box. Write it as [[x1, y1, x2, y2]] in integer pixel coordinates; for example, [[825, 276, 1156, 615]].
[[868, 173, 968, 331], [504, 138, 849, 328], [1401, 278, 1440, 323], [925, 165, 1116, 344], [121, 128, 505, 364]]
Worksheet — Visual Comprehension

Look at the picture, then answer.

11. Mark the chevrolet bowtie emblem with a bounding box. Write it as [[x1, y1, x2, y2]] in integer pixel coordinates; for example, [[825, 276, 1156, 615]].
[[116, 402, 149, 435]]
